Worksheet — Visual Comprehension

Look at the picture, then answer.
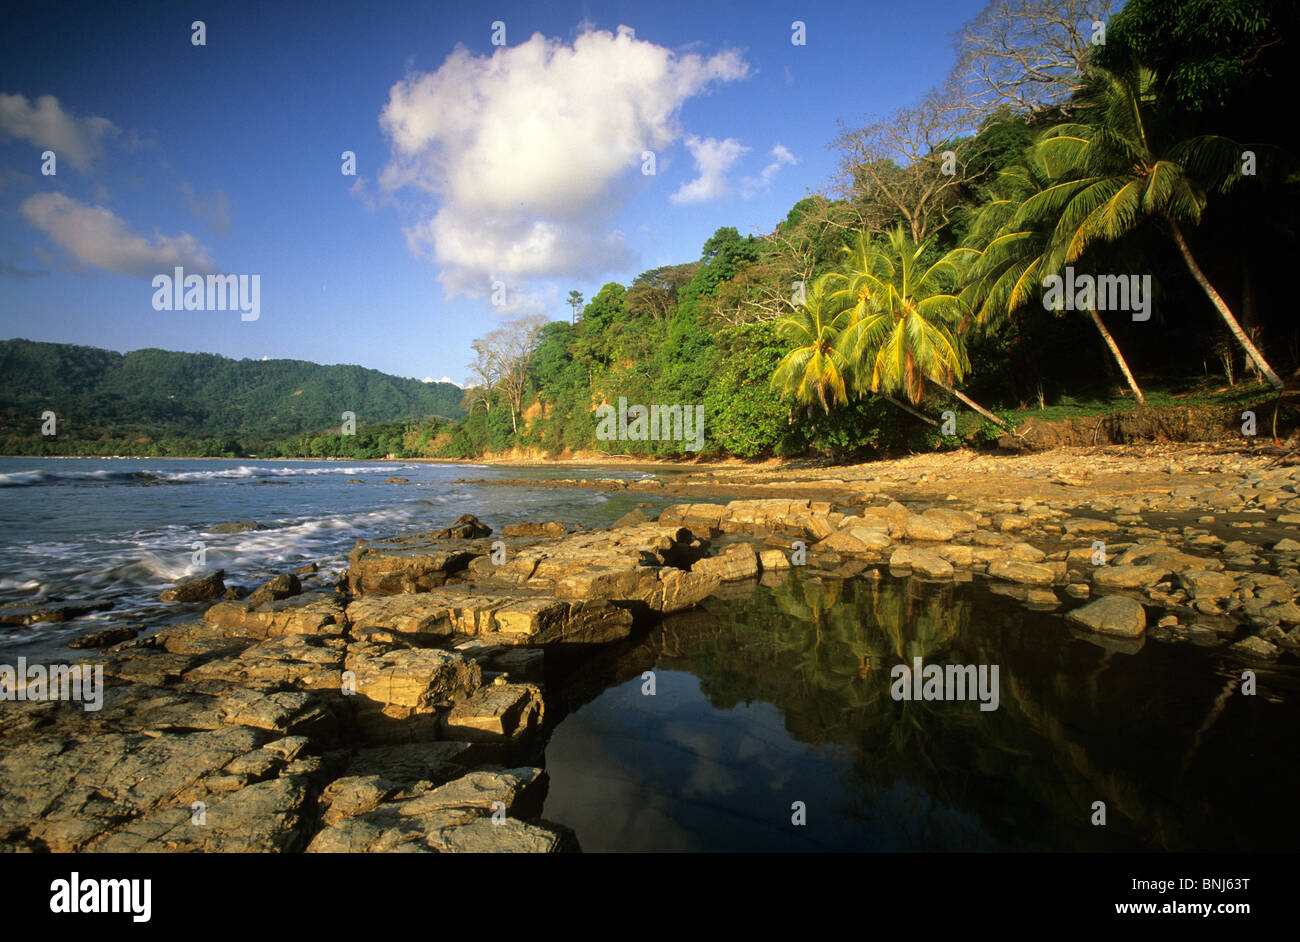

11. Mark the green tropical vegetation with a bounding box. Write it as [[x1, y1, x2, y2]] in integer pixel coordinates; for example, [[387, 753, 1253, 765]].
[[0, 339, 464, 457], [9, 0, 1298, 462], [418, 0, 1299, 461]]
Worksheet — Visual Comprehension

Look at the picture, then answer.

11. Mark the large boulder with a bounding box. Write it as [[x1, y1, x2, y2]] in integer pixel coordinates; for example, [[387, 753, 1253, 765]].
[[1179, 569, 1238, 601], [160, 570, 225, 603], [691, 542, 759, 582], [248, 573, 303, 603], [1065, 595, 1147, 638]]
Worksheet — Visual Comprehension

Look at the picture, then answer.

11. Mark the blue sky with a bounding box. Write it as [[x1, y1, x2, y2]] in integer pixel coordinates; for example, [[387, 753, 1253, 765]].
[[0, 0, 989, 384]]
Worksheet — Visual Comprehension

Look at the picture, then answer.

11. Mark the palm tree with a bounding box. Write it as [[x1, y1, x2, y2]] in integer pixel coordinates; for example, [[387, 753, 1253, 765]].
[[963, 155, 1147, 403], [830, 226, 1008, 429], [1022, 66, 1282, 389], [771, 274, 939, 426], [770, 275, 854, 415]]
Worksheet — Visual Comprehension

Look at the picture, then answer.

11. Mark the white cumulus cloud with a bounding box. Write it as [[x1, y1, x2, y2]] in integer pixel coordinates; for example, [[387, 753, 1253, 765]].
[[0, 93, 117, 172], [378, 25, 748, 304], [740, 143, 799, 199], [19, 192, 214, 277], [671, 135, 749, 205]]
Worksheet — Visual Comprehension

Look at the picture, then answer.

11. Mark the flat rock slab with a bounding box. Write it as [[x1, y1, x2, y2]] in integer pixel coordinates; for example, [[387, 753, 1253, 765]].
[[1092, 565, 1169, 589], [988, 559, 1057, 586], [348, 534, 481, 594], [203, 592, 345, 639], [442, 683, 543, 742], [343, 644, 481, 716]]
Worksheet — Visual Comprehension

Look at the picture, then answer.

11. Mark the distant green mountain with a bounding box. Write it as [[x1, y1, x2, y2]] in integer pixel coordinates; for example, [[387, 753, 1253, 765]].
[[0, 339, 465, 446]]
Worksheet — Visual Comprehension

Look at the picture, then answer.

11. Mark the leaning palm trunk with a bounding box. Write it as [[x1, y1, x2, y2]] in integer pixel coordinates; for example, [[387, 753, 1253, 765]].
[[1169, 218, 1283, 390], [1087, 308, 1145, 404], [926, 375, 1009, 430], [880, 392, 940, 427]]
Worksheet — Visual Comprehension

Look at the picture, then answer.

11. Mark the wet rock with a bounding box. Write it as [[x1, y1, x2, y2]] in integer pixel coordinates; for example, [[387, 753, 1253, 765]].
[[1065, 595, 1146, 637], [248, 573, 303, 603], [209, 521, 268, 534], [759, 549, 792, 570], [384, 477, 409, 483], [159, 570, 226, 603], [1229, 635, 1280, 660], [431, 514, 492, 539], [66, 624, 140, 649], [0, 600, 114, 625]]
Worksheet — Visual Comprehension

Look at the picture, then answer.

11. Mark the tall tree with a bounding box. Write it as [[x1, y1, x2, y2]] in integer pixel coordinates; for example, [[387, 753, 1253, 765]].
[[945, 0, 1114, 123], [1025, 66, 1283, 388], [470, 314, 548, 432], [962, 153, 1147, 402], [829, 226, 1008, 428], [566, 290, 584, 325]]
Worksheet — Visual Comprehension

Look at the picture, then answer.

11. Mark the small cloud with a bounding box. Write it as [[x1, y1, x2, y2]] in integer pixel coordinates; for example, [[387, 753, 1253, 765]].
[[0, 92, 117, 172], [178, 181, 231, 236], [670, 135, 749, 205], [740, 143, 798, 199], [349, 175, 378, 212], [19, 192, 214, 277], [784, 66, 794, 85]]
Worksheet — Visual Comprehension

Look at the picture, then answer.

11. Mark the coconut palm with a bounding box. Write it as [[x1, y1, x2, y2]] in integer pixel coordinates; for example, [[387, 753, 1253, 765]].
[[830, 226, 1008, 429], [769, 275, 854, 415], [963, 155, 1147, 403], [1021, 66, 1282, 389], [770, 273, 940, 426]]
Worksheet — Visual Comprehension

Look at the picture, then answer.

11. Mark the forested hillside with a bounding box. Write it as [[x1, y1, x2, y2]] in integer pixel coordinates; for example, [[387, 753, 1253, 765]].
[[425, 0, 1300, 461], [0, 339, 464, 456]]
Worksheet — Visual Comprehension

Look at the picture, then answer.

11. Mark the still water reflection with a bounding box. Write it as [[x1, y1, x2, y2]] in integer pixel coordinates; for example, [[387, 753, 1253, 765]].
[[542, 570, 1300, 851]]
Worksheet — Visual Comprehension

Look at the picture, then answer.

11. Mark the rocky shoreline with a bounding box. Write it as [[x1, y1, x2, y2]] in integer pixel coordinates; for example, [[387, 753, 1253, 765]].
[[1, 445, 1297, 852]]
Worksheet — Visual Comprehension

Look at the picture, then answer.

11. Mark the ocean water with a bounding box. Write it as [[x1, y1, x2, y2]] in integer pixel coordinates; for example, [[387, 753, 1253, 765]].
[[0, 456, 657, 663], [3, 456, 1296, 852]]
